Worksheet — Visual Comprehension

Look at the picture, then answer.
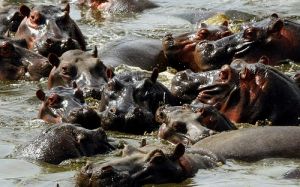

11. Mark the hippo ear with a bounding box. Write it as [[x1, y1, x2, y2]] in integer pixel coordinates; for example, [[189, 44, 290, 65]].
[[36, 89, 46, 101], [63, 3, 70, 14], [150, 67, 159, 83], [48, 53, 60, 67], [271, 13, 279, 19], [222, 20, 229, 27], [19, 5, 31, 17], [92, 46, 98, 58], [258, 55, 270, 65], [200, 23, 207, 28], [171, 143, 185, 161], [268, 19, 283, 34], [106, 68, 114, 80]]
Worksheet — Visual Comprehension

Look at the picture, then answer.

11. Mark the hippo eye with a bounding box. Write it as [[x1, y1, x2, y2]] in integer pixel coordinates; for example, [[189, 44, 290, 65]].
[[197, 29, 209, 39], [239, 67, 253, 81], [243, 27, 257, 41]]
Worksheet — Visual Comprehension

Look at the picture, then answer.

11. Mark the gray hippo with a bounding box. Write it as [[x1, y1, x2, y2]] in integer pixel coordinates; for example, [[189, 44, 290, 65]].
[[19, 123, 114, 165], [15, 4, 86, 55], [47, 49, 111, 99], [0, 38, 52, 80], [156, 104, 236, 145], [76, 126, 300, 186], [78, 0, 158, 14], [99, 37, 167, 71]]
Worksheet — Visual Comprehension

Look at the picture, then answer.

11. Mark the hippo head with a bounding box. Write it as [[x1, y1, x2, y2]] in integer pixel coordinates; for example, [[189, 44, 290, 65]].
[[21, 124, 114, 164], [194, 14, 284, 71], [0, 37, 52, 81], [36, 83, 101, 129], [0, 7, 25, 35], [15, 4, 86, 55], [156, 104, 235, 145], [171, 69, 219, 103], [47, 49, 110, 99], [196, 58, 300, 125], [195, 22, 233, 41], [36, 36, 81, 57], [0, 40, 25, 80], [99, 68, 176, 134], [77, 143, 191, 186]]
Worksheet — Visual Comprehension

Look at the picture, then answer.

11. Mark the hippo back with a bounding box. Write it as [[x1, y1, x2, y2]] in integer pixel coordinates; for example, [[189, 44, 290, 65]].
[[100, 37, 167, 71], [195, 126, 300, 161]]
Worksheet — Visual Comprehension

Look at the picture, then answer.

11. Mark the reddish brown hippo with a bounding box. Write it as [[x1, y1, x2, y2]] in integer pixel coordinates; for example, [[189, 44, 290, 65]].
[[193, 14, 300, 71], [36, 84, 101, 129], [195, 58, 300, 125], [76, 126, 300, 186], [162, 21, 232, 71]]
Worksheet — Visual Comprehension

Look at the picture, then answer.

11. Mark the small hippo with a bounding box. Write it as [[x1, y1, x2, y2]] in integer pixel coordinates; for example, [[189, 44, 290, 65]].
[[15, 4, 86, 55], [156, 104, 236, 145], [162, 21, 232, 71], [79, 0, 158, 14], [47, 49, 111, 99], [99, 37, 167, 71], [19, 123, 114, 164], [0, 38, 52, 81], [76, 126, 300, 186], [195, 58, 300, 125], [99, 68, 179, 134], [36, 84, 101, 129]]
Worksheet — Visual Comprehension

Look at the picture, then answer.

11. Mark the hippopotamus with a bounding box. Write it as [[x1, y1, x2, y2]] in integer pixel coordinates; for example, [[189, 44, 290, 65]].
[[98, 68, 179, 134], [47, 49, 111, 99], [193, 14, 300, 71], [15, 4, 86, 55], [19, 123, 114, 164], [76, 126, 300, 186], [78, 0, 158, 14], [171, 69, 219, 103], [36, 84, 101, 129], [195, 59, 300, 125], [0, 6, 24, 36], [99, 37, 167, 71], [162, 21, 232, 71], [156, 104, 236, 145], [0, 38, 52, 80]]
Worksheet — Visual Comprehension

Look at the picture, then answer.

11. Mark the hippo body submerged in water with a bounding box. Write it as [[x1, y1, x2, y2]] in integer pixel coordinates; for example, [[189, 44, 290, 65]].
[[36, 84, 101, 129], [0, 38, 52, 80], [162, 21, 232, 71], [99, 37, 167, 71], [76, 126, 300, 186], [19, 123, 114, 164], [15, 4, 85, 56], [195, 59, 300, 125], [156, 104, 236, 145], [98, 68, 179, 134], [79, 0, 158, 14], [193, 14, 300, 71]]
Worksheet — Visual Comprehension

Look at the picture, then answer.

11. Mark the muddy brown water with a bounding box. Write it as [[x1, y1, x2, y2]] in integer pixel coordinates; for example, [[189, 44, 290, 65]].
[[0, 0, 300, 186]]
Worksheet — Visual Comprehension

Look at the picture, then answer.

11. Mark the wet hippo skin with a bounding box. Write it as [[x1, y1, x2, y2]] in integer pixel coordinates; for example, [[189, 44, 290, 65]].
[[19, 123, 114, 164]]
